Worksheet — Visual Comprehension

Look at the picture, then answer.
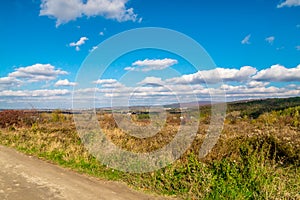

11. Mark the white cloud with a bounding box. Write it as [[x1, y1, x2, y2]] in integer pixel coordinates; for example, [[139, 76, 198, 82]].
[[0, 77, 22, 89], [5, 82, 298, 109], [296, 45, 300, 51], [241, 34, 251, 45], [101, 82, 124, 89], [124, 58, 178, 72], [277, 0, 300, 8], [265, 36, 275, 45], [8, 64, 68, 82], [0, 77, 17, 85], [55, 79, 77, 87], [138, 77, 165, 86], [247, 81, 270, 88], [32, 89, 70, 97], [107, 64, 298, 103], [99, 31, 104, 36], [253, 64, 300, 82], [124, 67, 135, 71], [217, 66, 257, 82], [219, 84, 297, 97], [69, 37, 88, 51], [93, 79, 118, 85], [39, 0, 140, 27], [167, 66, 257, 84], [89, 46, 98, 52], [83, 79, 300, 106], [0, 89, 70, 97], [2, 62, 300, 108], [40, 0, 82, 27], [94, 79, 124, 89], [287, 84, 299, 89]]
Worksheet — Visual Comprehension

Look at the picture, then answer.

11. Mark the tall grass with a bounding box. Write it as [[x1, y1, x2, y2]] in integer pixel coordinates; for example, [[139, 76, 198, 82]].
[[0, 106, 299, 199]]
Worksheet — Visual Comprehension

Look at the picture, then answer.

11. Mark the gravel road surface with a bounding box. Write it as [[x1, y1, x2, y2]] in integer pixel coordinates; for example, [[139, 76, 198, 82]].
[[0, 145, 170, 200]]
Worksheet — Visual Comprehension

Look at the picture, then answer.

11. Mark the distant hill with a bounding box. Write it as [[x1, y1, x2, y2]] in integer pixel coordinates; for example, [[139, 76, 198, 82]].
[[96, 97, 300, 116], [227, 97, 300, 118], [163, 101, 212, 109], [3, 97, 299, 117], [163, 97, 300, 119]]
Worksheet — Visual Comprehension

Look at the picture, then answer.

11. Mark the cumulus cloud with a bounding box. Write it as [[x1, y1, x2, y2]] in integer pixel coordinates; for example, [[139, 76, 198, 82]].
[[111, 64, 297, 103], [0, 77, 18, 85], [81, 79, 300, 106], [215, 66, 257, 82], [124, 58, 178, 72], [93, 79, 118, 84], [0, 77, 22, 89], [138, 77, 165, 87], [241, 34, 251, 45], [246, 81, 270, 88], [0, 89, 70, 97], [277, 0, 300, 8], [265, 36, 275, 45], [296, 46, 300, 51], [167, 66, 257, 84], [93, 79, 125, 88], [287, 84, 300, 89], [2, 62, 300, 108], [39, 0, 140, 27], [55, 79, 77, 87], [219, 84, 297, 97], [8, 64, 68, 82], [253, 64, 300, 82], [69, 37, 88, 51]]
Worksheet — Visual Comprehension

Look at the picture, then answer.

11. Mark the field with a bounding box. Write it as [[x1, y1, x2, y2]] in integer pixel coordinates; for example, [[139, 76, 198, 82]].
[[0, 97, 300, 199]]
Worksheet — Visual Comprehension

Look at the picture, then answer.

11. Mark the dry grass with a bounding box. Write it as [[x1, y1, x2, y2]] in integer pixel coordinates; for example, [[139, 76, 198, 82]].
[[0, 104, 299, 199]]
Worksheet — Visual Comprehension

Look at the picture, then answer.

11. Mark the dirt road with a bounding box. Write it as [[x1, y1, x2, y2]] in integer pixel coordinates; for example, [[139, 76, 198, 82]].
[[0, 145, 170, 200]]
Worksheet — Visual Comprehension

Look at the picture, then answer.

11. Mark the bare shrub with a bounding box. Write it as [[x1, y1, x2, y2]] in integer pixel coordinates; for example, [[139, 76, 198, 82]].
[[0, 110, 38, 128]]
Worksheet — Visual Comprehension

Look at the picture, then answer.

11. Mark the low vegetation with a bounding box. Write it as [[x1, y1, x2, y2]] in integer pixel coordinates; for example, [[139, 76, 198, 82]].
[[0, 97, 299, 199]]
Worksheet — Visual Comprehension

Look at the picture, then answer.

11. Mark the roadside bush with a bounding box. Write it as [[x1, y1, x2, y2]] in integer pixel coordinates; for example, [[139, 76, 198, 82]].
[[0, 110, 38, 128], [246, 135, 300, 166]]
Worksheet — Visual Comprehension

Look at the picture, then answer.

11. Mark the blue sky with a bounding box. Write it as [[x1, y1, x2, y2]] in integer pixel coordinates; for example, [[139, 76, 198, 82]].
[[0, 0, 300, 109]]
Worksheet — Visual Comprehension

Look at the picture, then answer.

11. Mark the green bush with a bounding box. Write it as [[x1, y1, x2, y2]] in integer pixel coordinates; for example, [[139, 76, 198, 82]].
[[51, 110, 65, 122], [137, 113, 150, 120]]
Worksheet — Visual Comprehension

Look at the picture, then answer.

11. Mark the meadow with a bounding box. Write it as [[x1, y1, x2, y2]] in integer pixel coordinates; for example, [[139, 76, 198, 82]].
[[0, 97, 299, 199]]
